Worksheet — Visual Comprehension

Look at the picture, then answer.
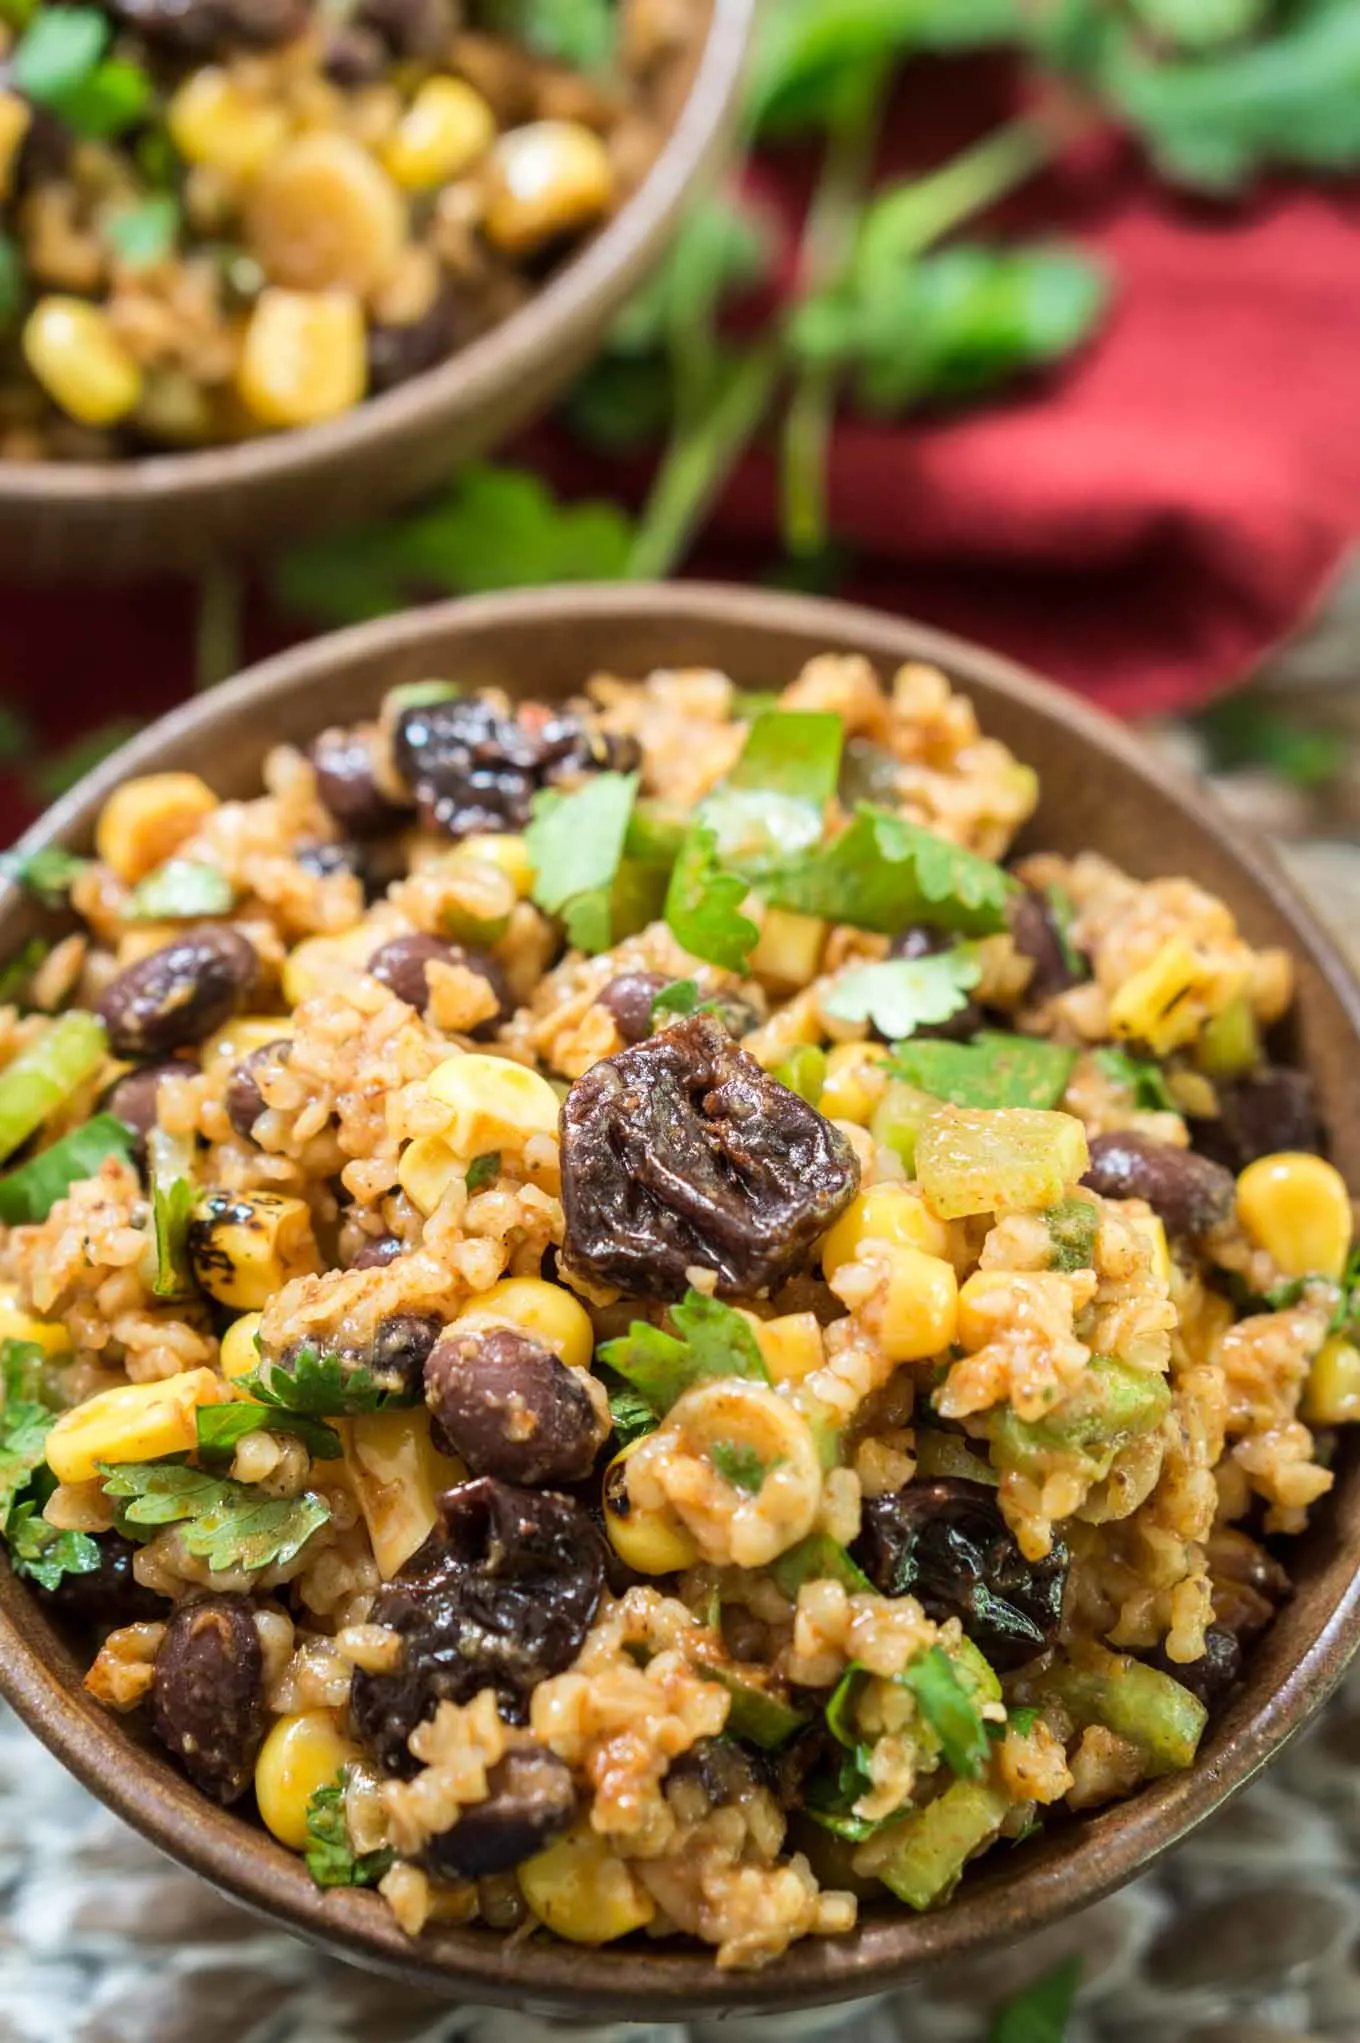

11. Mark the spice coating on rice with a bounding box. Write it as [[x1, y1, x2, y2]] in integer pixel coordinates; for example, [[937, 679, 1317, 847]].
[[0, 653, 1355, 1968]]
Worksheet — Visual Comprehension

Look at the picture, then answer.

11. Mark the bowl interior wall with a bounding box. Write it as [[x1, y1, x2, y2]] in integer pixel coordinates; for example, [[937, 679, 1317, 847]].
[[3, 584, 1358, 2015]]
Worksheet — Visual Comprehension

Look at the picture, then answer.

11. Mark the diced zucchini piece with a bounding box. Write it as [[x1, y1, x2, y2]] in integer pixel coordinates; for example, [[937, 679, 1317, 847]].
[[1044, 1649, 1207, 1776], [702, 1667, 808, 1749], [0, 1011, 107, 1162], [916, 1107, 1089, 1221], [982, 1354, 1171, 1484], [1197, 995, 1260, 1080], [868, 1777, 1011, 1909]]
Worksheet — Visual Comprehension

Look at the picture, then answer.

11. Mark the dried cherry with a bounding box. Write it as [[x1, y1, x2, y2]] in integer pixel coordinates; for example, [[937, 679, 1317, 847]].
[[391, 695, 640, 839]]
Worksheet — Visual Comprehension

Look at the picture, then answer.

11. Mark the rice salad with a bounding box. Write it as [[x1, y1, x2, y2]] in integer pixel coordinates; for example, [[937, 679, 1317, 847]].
[[0, 651, 1354, 1969]]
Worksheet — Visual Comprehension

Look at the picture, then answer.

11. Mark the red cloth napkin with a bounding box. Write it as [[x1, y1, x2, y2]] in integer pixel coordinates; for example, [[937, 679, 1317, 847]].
[[3, 56, 1360, 838]]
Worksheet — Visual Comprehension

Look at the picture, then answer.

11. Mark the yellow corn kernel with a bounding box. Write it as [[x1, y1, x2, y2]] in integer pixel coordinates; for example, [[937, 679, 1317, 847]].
[[1236, 1152, 1353, 1281], [602, 1439, 698, 1575], [22, 297, 143, 427], [382, 75, 496, 191], [237, 287, 366, 430], [751, 1311, 824, 1384], [397, 1134, 463, 1217], [344, 1407, 465, 1580], [749, 907, 827, 991], [821, 1183, 949, 1276], [95, 773, 219, 887], [1303, 1333, 1360, 1427], [281, 924, 380, 1005], [0, 1285, 70, 1360], [168, 67, 290, 178], [455, 1276, 593, 1371], [201, 1015, 296, 1072], [819, 1042, 890, 1127], [188, 1192, 321, 1310], [484, 119, 616, 257], [520, 1821, 656, 1944], [426, 1053, 561, 1155], [46, 1367, 223, 1485], [220, 1311, 264, 1383], [0, 91, 33, 202], [247, 132, 407, 295], [255, 1709, 360, 1851], [457, 833, 536, 901], [1108, 936, 1216, 1056], [871, 1245, 959, 1365], [1130, 1211, 1172, 1289]]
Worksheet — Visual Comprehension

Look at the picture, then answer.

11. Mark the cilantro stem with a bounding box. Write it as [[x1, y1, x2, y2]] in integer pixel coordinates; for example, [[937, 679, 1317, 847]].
[[857, 115, 1054, 273], [625, 340, 782, 582], [195, 559, 243, 692]]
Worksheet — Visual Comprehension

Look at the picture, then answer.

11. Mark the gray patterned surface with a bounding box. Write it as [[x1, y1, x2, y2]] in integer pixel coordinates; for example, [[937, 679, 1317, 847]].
[[4, 636, 1360, 2043]]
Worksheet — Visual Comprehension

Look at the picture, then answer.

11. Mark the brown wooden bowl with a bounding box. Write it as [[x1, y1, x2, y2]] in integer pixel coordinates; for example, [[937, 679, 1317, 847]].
[[3, 584, 1359, 2016], [0, 0, 754, 583]]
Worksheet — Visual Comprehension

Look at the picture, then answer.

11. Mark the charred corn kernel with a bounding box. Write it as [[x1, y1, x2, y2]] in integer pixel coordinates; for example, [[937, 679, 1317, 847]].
[[397, 1134, 462, 1217], [819, 1042, 890, 1126], [22, 298, 142, 427], [0, 1285, 70, 1360], [255, 1709, 360, 1850], [1236, 1152, 1353, 1281], [752, 1311, 824, 1384], [0, 91, 32, 201], [458, 833, 535, 900], [426, 1053, 560, 1154], [46, 1367, 223, 1485], [873, 1245, 959, 1365], [484, 119, 616, 257], [202, 1015, 296, 1071], [94, 773, 219, 886], [750, 908, 826, 990], [455, 1276, 593, 1370], [344, 1408, 466, 1580], [1108, 937, 1215, 1056], [238, 288, 366, 429], [169, 68, 290, 178], [247, 133, 407, 295], [1303, 1333, 1360, 1426], [1130, 1212, 1172, 1289], [383, 75, 496, 191], [821, 1183, 949, 1276], [519, 1821, 656, 1943], [603, 1438, 698, 1574], [281, 925, 379, 1005], [220, 1311, 264, 1383], [188, 1192, 321, 1310]]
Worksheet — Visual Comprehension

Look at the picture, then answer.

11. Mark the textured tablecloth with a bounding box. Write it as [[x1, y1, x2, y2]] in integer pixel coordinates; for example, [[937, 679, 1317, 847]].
[[3, 653, 1360, 2043]]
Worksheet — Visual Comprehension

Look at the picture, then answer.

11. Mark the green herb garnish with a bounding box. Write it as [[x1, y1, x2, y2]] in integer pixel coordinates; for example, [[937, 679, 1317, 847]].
[[1046, 1194, 1099, 1273], [0, 938, 51, 1008], [194, 1401, 343, 1465], [988, 1957, 1083, 2043], [605, 1380, 656, 1450], [242, 1342, 414, 1418], [526, 771, 639, 954], [889, 1031, 1076, 1110], [0, 1113, 135, 1226], [0, 844, 91, 907], [664, 826, 759, 974], [465, 1151, 501, 1194], [824, 950, 982, 1041], [708, 1440, 771, 1494], [127, 859, 234, 922], [100, 1460, 330, 1573], [901, 1644, 990, 1781], [304, 1768, 396, 1889], [600, 1289, 769, 1417], [759, 807, 1014, 937], [770, 1534, 873, 1600], [1094, 1045, 1177, 1113], [102, 193, 179, 269]]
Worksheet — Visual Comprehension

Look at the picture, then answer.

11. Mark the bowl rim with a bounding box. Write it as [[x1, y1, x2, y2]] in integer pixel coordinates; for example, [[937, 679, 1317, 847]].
[[4, 580, 1360, 2016], [0, 0, 755, 507]]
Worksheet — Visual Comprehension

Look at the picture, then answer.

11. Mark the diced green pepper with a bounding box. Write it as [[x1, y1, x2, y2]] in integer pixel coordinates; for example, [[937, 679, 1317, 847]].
[[981, 1355, 1171, 1485], [703, 1667, 809, 1749], [1044, 1650, 1207, 1776], [868, 1777, 1011, 1909], [0, 1011, 107, 1163]]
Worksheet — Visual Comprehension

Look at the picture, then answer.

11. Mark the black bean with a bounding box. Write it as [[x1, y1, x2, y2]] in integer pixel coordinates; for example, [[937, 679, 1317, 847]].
[[367, 289, 460, 396], [1083, 1130, 1235, 1242], [105, 1059, 198, 1161], [886, 926, 984, 1042], [669, 1736, 771, 1811], [424, 1325, 603, 1486], [422, 1747, 577, 1879], [320, 20, 386, 81], [597, 970, 669, 1045], [1010, 883, 1084, 1000], [224, 1039, 290, 1144], [151, 1595, 264, 1805], [309, 727, 410, 839], [350, 1234, 407, 1271], [372, 1313, 442, 1398], [1193, 1067, 1322, 1174], [96, 927, 258, 1058], [36, 1531, 163, 1629], [368, 933, 510, 1037]]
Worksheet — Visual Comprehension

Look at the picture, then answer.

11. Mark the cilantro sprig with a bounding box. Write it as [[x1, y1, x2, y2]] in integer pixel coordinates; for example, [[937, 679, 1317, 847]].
[[194, 1401, 343, 1465], [526, 770, 639, 954], [600, 1289, 769, 1417], [824, 950, 982, 1041], [100, 1460, 330, 1573], [0, 1113, 135, 1226], [0, 1338, 100, 1592], [304, 1768, 395, 1889], [242, 1342, 416, 1418]]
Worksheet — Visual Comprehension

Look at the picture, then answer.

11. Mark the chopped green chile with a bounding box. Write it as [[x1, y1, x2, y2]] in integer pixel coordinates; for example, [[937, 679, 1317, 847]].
[[770, 1534, 873, 1599], [0, 1011, 108, 1162], [864, 1776, 1011, 1910], [869, 1079, 936, 1172], [1045, 1193, 1099, 1272], [913, 1427, 1000, 1486], [1043, 1650, 1207, 1776], [703, 1666, 809, 1748], [1197, 994, 1261, 1080], [916, 1107, 1090, 1221], [889, 1032, 1077, 1112], [725, 710, 844, 804]]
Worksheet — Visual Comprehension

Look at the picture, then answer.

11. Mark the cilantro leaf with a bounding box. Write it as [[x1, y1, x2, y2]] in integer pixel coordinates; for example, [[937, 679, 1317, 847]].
[[45, 56, 153, 137], [243, 1342, 413, 1417], [102, 193, 179, 269], [664, 826, 759, 973], [902, 1645, 990, 1780], [0, 843, 91, 907], [824, 951, 982, 1041], [3, 1338, 47, 1408], [526, 771, 639, 955], [1094, 1045, 1177, 1113], [606, 1380, 656, 1449], [756, 805, 1014, 936], [1046, 1195, 1099, 1273], [127, 859, 235, 922], [0, 1113, 136, 1226], [988, 1957, 1082, 2043], [5, 1500, 100, 1590], [195, 1401, 343, 1465], [478, 0, 614, 70], [11, 5, 108, 101], [99, 1461, 330, 1573], [0, 1388, 53, 1525], [651, 977, 702, 1021], [709, 1440, 771, 1493], [888, 1032, 1076, 1110], [465, 1151, 501, 1194], [0, 938, 51, 1008], [305, 1768, 395, 1889], [727, 710, 844, 805], [600, 1289, 769, 1416]]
